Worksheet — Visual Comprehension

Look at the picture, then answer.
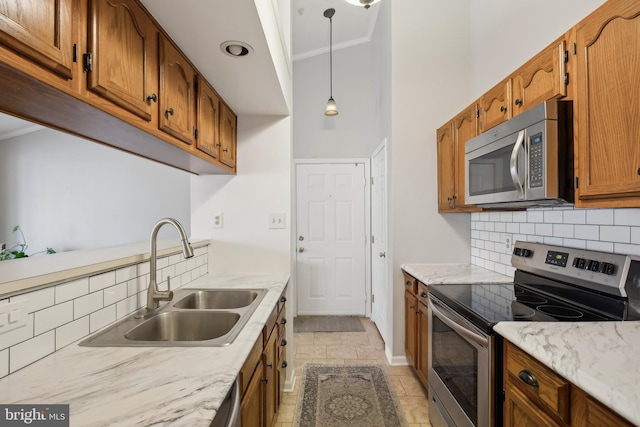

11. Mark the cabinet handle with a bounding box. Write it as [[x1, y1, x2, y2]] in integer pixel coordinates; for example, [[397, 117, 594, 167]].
[[452, 194, 457, 200], [166, 108, 174, 116], [518, 370, 539, 388], [515, 99, 523, 106], [146, 93, 157, 103], [266, 363, 273, 368], [281, 339, 287, 347], [409, 304, 415, 310], [280, 296, 287, 303], [500, 105, 507, 112], [447, 196, 452, 201], [405, 281, 411, 287], [637, 168, 640, 175], [262, 378, 269, 383], [420, 292, 427, 298], [282, 361, 288, 369], [223, 148, 229, 152]]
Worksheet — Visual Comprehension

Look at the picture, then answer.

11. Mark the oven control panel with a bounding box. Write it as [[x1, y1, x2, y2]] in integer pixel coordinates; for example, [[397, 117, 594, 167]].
[[511, 241, 631, 297]]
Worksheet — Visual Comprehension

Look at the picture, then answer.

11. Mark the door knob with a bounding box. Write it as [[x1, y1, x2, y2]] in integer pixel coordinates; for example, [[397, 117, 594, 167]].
[[299, 247, 305, 253], [299, 235, 304, 241], [379, 252, 386, 258]]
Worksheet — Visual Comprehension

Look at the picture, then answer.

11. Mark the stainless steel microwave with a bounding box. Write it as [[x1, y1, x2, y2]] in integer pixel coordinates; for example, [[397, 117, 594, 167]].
[[464, 100, 574, 208]]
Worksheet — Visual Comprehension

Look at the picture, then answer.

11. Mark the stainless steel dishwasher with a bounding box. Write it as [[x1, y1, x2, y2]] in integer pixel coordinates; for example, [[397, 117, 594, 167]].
[[210, 377, 240, 427]]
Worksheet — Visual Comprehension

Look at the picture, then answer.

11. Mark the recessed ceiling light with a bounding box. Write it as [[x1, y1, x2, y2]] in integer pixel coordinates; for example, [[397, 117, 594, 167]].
[[220, 41, 253, 58]]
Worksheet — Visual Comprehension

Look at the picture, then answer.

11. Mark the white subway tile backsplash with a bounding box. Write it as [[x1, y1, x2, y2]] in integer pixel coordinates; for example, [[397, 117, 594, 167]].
[[104, 282, 128, 306], [489, 212, 501, 222], [562, 239, 586, 249], [500, 212, 513, 222], [494, 222, 506, 232], [614, 243, 640, 256], [74, 292, 103, 319], [512, 211, 527, 222], [527, 211, 544, 223], [520, 223, 535, 235], [632, 228, 640, 245], [89, 271, 116, 293], [553, 224, 574, 238], [535, 224, 553, 236], [0, 245, 209, 377], [544, 237, 564, 246], [34, 301, 73, 335], [574, 225, 599, 240], [544, 210, 563, 223], [10, 331, 55, 373], [11, 287, 54, 314], [586, 240, 614, 252], [56, 317, 90, 350], [563, 210, 586, 224], [615, 209, 640, 226], [484, 222, 495, 232], [600, 226, 631, 243], [90, 305, 117, 333], [506, 223, 519, 233], [586, 209, 614, 225]]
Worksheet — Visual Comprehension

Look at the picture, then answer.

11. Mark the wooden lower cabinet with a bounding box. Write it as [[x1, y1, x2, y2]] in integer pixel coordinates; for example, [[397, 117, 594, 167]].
[[503, 340, 633, 427], [415, 289, 429, 386], [240, 355, 264, 427], [263, 327, 278, 427], [403, 271, 429, 389], [404, 288, 417, 366]]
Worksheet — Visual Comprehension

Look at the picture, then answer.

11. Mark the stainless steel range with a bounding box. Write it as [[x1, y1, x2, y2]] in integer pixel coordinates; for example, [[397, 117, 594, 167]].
[[427, 241, 640, 427]]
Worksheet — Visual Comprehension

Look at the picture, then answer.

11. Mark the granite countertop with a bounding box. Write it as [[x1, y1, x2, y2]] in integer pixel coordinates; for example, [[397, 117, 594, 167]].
[[0, 272, 289, 427], [495, 321, 640, 425], [401, 263, 513, 285]]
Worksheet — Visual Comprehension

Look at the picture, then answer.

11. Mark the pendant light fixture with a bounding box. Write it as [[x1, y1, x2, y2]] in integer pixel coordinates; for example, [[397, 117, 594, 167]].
[[324, 8, 338, 116], [344, 0, 381, 10]]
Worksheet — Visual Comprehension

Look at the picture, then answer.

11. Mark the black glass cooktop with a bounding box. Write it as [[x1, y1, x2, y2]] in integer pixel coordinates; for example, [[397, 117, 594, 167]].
[[429, 270, 629, 334]]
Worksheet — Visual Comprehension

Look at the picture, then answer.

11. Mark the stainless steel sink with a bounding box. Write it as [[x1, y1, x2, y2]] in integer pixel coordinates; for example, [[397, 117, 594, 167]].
[[173, 289, 261, 309], [125, 311, 240, 342], [79, 288, 267, 347]]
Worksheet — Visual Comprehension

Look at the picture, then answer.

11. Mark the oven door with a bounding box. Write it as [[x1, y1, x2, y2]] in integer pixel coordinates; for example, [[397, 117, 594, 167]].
[[428, 296, 493, 427]]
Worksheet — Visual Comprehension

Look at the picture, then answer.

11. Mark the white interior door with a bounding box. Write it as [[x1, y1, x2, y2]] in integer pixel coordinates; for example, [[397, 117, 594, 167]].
[[296, 163, 366, 315], [371, 142, 388, 341]]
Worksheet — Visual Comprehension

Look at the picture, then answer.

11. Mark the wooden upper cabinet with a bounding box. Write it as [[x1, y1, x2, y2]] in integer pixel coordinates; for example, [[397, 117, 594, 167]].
[[478, 80, 511, 132], [196, 76, 221, 159], [88, 0, 157, 121], [512, 37, 568, 116], [452, 104, 478, 209], [0, 0, 74, 79], [437, 121, 456, 211], [159, 35, 195, 145], [220, 103, 237, 168], [574, 0, 640, 206]]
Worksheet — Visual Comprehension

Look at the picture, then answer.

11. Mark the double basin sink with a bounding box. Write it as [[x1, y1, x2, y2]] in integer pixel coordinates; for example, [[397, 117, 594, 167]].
[[80, 288, 267, 347]]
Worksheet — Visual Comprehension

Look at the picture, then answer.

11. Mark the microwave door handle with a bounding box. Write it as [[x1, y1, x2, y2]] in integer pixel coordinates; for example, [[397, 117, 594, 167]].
[[510, 130, 526, 199], [429, 300, 488, 347]]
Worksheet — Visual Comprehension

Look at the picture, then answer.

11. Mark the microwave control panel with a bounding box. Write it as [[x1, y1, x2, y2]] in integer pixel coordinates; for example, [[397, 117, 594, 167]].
[[528, 133, 543, 188]]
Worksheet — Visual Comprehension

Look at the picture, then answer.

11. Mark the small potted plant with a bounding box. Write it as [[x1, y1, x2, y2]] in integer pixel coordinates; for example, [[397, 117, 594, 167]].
[[0, 226, 56, 261]]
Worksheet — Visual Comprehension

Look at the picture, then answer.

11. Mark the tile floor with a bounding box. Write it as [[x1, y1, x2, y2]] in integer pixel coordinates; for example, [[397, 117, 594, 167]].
[[274, 318, 432, 427]]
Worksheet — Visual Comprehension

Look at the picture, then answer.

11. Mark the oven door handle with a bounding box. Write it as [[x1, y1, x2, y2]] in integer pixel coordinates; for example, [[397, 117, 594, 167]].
[[509, 130, 526, 200], [429, 300, 489, 348]]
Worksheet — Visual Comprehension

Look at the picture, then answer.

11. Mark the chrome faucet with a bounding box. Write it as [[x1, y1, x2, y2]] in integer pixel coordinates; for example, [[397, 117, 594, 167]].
[[145, 218, 194, 313]]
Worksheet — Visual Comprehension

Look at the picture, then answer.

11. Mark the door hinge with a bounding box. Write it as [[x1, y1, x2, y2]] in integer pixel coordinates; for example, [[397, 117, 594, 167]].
[[371, 176, 374, 185], [371, 235, 375, 244], [564, 72, 569, 85], [573, 42, 577, 55], [563, 50, 569, 63], [372, 294, 375, 303], [83, 53, 92, 72], [194, 128, 199, 139], [73, 44, 78, 63], [575, 177, 579, 189], [475, 109, 480, 119]]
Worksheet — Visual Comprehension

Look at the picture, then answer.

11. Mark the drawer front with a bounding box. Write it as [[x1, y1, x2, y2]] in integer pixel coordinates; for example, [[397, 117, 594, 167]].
[[505, 341, 570, 423], [263, 305, 278, 345], [403, 271, 418, 295]]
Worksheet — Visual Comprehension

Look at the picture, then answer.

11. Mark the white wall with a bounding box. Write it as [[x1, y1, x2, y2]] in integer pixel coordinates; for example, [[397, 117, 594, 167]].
[[0, 128, 191, 254], [469, 0, 606, 97], [191, 115, 292, 274], [293, 43, 375, 159], [389, 0, 474, 356]]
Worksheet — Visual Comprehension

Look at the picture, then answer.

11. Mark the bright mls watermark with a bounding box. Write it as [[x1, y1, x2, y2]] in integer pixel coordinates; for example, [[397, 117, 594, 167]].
[[0, 405, 69, 426]]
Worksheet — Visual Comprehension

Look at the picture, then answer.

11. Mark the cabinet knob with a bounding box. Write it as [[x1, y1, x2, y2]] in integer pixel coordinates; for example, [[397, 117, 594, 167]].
[[405, 281, 411, 287], [280, 296, 287, 303], [146, 93, 157, 103], [165, 108, 174, 116], [379, 252, 386, 258], [282, 360, 288, 369], [266, 363, 273, 369], [281, 339, 287, 347], [515, 99, 523, 106], [420, 292, 427, 298], [281, 318, 287, 325], [500, 105, 507, 112], [637, 168, 640, 175], [262, 378, 269, 383], [518, 369, 539, 388]]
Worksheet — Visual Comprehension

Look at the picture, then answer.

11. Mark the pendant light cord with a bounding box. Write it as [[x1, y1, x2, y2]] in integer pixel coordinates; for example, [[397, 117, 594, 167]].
[[329, 15, 333, 98]]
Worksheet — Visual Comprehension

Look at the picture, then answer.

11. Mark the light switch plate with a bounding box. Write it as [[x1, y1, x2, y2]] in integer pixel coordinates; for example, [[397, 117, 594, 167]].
[[269, 213, 286, 229]]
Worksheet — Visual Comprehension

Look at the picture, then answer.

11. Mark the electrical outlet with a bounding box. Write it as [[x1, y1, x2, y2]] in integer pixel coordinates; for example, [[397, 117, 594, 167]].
[[505, 237, 511, 251], [213, 213, 224, 229], [269, 213, 286, 229]]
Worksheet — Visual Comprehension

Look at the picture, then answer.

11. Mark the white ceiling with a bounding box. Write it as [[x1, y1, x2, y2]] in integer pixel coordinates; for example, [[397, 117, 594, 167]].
[[0, 0, 380, 133]]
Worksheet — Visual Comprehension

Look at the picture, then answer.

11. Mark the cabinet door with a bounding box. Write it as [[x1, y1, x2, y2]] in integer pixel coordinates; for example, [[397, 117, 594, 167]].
[[479, 80, 511, 132], [88, 0, 157, 121], [263, 328, 277, 427], [404, 289, 417, 366], [575, 0, 640, 205], [416, 296, 429, 387], [196, 76, 221, 159], [0, 0, 73, 79], [220, 103, 237, 168], [512, 38, 567, 116], [159, 35, 195, 145], [452, 104, 478, 209], [241, 358, 264, 427], [504, 384, 562, 427], [437, 121, 456, 212]]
